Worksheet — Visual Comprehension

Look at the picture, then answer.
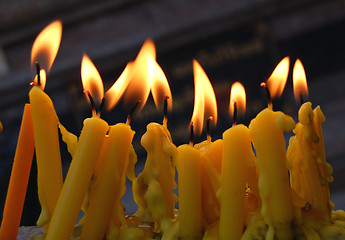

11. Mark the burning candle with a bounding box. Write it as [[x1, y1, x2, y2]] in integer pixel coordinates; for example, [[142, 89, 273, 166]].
[[219, 82, 251, 240], [0, 104, 35, 240], [287, 59, 333, 220], [191, 60, 221, 226], [81, 59, 137, 240], [249, 57, 296, 240], [29, 20, 63, 226], [46, 55, 109, 240]]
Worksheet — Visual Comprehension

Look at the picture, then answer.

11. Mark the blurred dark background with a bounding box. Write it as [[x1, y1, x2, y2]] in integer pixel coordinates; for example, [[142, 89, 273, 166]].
[[1, 0, 345, 226]]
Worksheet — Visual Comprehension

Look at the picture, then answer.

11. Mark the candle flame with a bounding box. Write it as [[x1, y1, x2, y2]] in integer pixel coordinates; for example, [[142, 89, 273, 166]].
[[104, 62, 133, 111], [229, 82, 246, 117], [293, 59, 308, 103], [81, 54, 104, 106], [191, 60, 218, 136], [266, 56, 290, 99], [31, 20, 62, 90], [150, 57, 173, 112], [123, 39, 156, 111]]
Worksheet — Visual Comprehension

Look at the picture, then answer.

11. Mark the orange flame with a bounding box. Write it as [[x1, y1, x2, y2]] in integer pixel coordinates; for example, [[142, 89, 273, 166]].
[[123, 39, 156, 111], [191, 60, 218, 135], [293, 59, 308, 103], [150, 57, 172, 112], [266, 56, 290, 99], [229, 82, 246, 117], [81, 54, 104, 106], [105, 62, 134, 111], [31, 20, 62, 90]]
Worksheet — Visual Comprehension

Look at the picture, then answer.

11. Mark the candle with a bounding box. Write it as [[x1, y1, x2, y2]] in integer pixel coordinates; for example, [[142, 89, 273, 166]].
[[287, 59, 333, 220], [131, 52, 178, 238], [45, 54, 109, 240], [0, 104, 34, 240], [29, 20, 63, 225], [219, 82, 251, 240], [176, 141, 203, 240], [81, 123, 135, 240], [249, 57, 294, 240], [191, 60, 220, 227]]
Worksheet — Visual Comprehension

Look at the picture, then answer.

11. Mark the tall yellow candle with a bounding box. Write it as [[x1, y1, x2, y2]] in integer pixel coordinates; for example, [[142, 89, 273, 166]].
[[46, 54, 109, 240], [219, 124, 251, 240], [29, 85, 63, 225], [46, 116, 108, 240], [176, 144, 202, 240], [0, 104, 34, 240], [81, 123, 135, 240], [219, 82, 251, 240], [29, 20, 63, 225], [249, 108, 295, 240]]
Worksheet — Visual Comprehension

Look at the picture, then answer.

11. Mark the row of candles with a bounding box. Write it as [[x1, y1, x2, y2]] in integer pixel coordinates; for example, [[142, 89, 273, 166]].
[[0, 20, 338, 240]]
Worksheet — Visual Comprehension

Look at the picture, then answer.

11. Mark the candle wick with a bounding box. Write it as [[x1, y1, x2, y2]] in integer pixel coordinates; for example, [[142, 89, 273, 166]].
[[35, 61, 41, 86], [207, 116, 213, 143], [85, 90, 97, 117], [232, 101, 237, 127], [261, 82, 272, 110], [126, 100, 141, 125], [299, 91, 304, 106], [97, 97, 105, 118], [163, 95, 169, 127], [189, 122, 194, 146]]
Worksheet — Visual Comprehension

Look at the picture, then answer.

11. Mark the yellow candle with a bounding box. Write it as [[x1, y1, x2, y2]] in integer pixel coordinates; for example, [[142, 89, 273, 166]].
[[176, 144, 202, 239], [0, 104, 34, 240], [249, 108, 295, 240], [194, 140, 222, 226], [219, 124, 251, 240], [133, 122, 177, 221], [29, 85, 63, 225], [45, 116, 108, 240], [287, 102, 331, 219], [81, 123, 135, 240]]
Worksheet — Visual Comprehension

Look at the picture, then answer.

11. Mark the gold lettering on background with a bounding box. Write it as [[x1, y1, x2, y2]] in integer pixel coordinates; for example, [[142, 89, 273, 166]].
[[172, 38, 264, 79]]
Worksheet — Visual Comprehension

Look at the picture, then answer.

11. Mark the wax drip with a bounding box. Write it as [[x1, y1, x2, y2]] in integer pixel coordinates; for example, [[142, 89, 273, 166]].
[[126, 100, 141, 125], [189, 122, 194, 146], [261, 82, 272, 110]]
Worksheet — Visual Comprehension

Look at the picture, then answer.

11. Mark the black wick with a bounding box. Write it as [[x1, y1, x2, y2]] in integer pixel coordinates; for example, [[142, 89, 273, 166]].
[[232, 101, 237, 127], [207, 116, 213, 141], [189, 122, 194, 146], [261, 82, 272, 109], [126, 100, 141, 125], [35, 61, 41, 86]]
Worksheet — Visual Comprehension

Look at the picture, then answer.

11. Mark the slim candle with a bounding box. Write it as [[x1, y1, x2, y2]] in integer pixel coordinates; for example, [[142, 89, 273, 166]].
[[219, 82, 250, 240], [0, 104, 34, 240], [46, 54, 109, 240], [81, 123, 135, 240], [176, 140, 203, 239], [29, 20, 63, 225]]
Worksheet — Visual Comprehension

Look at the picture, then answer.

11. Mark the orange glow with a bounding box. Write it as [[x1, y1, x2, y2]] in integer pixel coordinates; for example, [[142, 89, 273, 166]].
[[81, 54, 104, 106], [123, 39, 156, 111], [293, 59, 309, 103], [105, 62, 134, 111], [191, 60, 218, 135], [150, 57, 173, 112], [229, 82, 246, 117], [266, 56, 290, 99], [31, 69, 47, 90], [31, 20, 62, 89]]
